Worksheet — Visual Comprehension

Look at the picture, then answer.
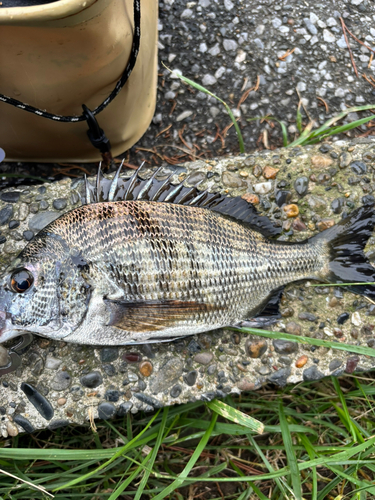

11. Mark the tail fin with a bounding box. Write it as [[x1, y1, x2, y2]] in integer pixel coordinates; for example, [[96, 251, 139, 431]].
[[311, 205, 375, 299]]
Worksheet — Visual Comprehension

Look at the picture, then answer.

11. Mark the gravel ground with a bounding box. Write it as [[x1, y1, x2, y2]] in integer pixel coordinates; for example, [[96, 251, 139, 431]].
[[134, 0, 375, 162]]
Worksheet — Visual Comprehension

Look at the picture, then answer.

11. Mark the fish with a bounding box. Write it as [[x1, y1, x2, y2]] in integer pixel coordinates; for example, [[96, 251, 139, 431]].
[[0, 163, 375, 354]]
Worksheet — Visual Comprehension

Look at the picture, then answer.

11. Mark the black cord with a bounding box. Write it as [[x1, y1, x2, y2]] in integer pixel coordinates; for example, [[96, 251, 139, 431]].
[[0, 0, 141, 123]]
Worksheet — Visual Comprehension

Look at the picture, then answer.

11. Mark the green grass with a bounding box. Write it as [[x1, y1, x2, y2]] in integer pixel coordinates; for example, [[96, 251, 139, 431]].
[[2, 374, 375, 499]]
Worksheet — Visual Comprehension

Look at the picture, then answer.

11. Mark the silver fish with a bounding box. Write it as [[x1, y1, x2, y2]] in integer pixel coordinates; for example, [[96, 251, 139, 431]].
[[0, 165, 374, 351]]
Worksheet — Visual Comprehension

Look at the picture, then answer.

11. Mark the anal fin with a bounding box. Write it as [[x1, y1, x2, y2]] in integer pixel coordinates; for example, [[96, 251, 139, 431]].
[[235, 286, 284, 329]]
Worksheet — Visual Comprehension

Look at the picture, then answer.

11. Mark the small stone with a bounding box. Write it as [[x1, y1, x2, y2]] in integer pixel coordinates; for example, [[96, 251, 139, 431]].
[[253, 165, 262, 177], [331, 197, 345, 214], [184, 370, 198, 386], [329, 297, 339, 307], [45, 357, 62, 370], [134, 393, 163, 409], [202, 74, 217, 87], [104, 390, 120, 402], [117, 402, 133, 416], [304, 18, 317, 35], [246, 339, 268, 358], [0, 192, 21, 203], [149, 357, 183, 394], [323, 29, 336, 43], [281, 307, 294, 317], [0, 205, 13, 226], [194, 352, 214, 365], [128, 372, 138, 382], [303, 365, 325, 381], [351, 312, 362, 327], [13, 414, 34, 433], [170, 385, 182, 398], [263, 166, 279, 179], [139, 360, 153, 377], [23, 230, 34, 241], [267, 367, 291, 387], [207, 364, 217, 375], [39, 200, 49, 210], [337, 313, 349, 325], [295, 355, 308, 368], [123, 352, 142, 363], [275, 190, 291, 207], [222, 171, 246, 188], [80, 371, 103, 388], [98, 402, 116, 420], [292, 218, 307, 231], [253, 182, 272, 195], [339, 152, 352, 169], [53, 199, 67, 210], [242, 193, 259, 205], [273, 339, 298, 354], [8, 220, 19, 229], [100, 348, 119, 363], [294, 177, 309, 196], [283, 204, 299, 218], [298, 312, 317, 322], [103, 364, 116, 377], [345, 356, 359, 374], [317, 219, 335, 232], [285, 322, 301, 334], [7, 421, 19, 437], [20, 383, 54, 420], [176, 110, 193, 121], [350, 161, 367, 175], [329, 359, 343, 372], [237, 379, 255, 391], [223, 39, 238, 51], [137, 380, 147, 391], [181, 8, 193, 19], [256, 365, 271, 375], [57, 398, 67, 406], [311, 155, 333, 168], [51, 371, 71, 391]]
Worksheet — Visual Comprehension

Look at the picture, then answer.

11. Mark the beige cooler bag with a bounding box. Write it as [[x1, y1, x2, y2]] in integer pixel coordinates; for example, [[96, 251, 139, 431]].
[[0, 0, 158, 162]]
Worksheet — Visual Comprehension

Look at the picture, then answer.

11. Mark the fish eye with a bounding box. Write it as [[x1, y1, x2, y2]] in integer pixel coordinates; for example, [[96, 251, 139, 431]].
[[10, 269, 34, 293]]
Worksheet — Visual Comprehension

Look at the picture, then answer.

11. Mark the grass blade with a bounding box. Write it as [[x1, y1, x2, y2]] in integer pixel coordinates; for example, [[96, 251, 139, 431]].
[[206, 399, 264, 434], [152, 411, 218, 500], [278, 400, 303, 500], [164, 65, 245, 153], [231, 326, 375, 358]]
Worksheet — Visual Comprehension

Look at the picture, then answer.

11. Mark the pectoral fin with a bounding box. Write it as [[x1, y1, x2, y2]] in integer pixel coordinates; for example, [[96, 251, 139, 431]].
[[104, 298, 222, 332]]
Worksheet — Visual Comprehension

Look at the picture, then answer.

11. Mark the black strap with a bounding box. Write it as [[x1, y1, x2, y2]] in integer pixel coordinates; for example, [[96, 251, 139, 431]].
[[0, 0, 141, 123]]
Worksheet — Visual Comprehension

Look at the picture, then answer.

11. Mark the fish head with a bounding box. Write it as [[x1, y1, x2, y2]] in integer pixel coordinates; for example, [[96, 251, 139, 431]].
[[0, 235, 92, 342]]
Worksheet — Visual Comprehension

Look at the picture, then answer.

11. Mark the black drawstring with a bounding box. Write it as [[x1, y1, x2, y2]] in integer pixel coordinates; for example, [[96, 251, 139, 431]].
[[82, 105, 112, 162]]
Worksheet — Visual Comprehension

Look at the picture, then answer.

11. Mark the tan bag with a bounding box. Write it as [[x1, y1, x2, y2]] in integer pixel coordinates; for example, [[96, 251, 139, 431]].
[[0, 0, 158, 162]]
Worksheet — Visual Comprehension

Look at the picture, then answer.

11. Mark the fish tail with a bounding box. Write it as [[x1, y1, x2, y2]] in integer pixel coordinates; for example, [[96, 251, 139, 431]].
[[311, 205, 375, 298]]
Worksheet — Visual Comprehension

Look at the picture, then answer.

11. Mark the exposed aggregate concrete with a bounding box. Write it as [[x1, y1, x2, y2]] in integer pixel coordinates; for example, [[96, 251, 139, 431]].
[[1, 137, 375, 433]]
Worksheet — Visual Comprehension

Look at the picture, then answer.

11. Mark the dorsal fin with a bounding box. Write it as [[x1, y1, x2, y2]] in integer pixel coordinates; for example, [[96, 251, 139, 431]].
[[82, 164, 281, 238]]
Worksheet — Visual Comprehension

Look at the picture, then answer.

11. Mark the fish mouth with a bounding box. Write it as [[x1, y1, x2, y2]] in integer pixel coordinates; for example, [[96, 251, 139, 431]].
[[0, 311, 26, 343]]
